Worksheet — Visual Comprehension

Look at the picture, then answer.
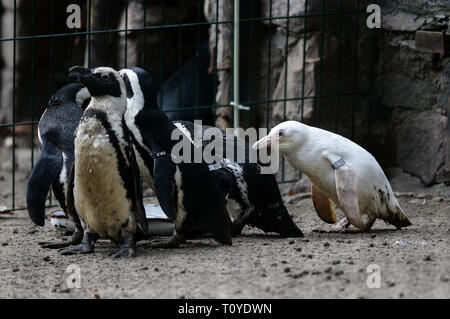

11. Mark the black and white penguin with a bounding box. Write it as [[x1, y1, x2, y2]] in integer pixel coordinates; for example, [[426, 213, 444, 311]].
[[59, 66, 148, 258], [172, 121, 303, 238], [27, 83, 91, 248], [120, 67, 232, 247]]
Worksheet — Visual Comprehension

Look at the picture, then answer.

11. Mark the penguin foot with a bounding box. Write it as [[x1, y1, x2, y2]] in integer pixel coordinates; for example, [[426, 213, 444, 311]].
[[322, 217, 351, 233], [39, 231, 83, 249], [39, 240, 73, 249], [109, 231, 136, 258], [58, 243, 94, 255], [338, 228, 367, 234], [109, 247, 136, 258], [39, 241, 75, 249], [322, 215, 376, 233], [149, 232, 184, 249], [337, 220, 376, 234], [58, 232, 95, 255]]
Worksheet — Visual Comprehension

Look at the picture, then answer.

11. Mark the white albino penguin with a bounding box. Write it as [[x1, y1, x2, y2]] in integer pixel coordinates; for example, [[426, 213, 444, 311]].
[[253, 121, 411, 232]]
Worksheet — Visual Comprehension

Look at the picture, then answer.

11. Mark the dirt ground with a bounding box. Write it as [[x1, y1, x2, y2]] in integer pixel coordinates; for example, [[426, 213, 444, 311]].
[[0, 146, 449, 299]]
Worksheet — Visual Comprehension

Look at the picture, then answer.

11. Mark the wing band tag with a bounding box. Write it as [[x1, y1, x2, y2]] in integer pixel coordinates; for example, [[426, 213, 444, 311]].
[[331, 159, 345, 169], [208, 163, 222, 171], [151, 151, 168, 159], [208, 159, 236, 171]]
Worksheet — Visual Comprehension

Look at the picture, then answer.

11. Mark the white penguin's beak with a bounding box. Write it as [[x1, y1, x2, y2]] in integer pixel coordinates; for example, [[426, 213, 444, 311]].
[[252, 134, 276, 150]]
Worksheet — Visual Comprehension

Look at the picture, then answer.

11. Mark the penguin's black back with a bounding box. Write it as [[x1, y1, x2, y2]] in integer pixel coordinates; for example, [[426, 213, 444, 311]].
[[27, 83, 87, 226], [174, 120, 303, 238], [39, 83, 86, 154]]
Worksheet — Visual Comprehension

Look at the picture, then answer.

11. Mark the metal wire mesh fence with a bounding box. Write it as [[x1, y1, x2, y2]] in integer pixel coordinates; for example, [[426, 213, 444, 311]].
[[0, 0, 375, 213]]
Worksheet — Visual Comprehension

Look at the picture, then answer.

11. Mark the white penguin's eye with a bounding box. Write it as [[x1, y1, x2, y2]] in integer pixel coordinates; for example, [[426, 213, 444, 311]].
[[101, 73, 110, 81]]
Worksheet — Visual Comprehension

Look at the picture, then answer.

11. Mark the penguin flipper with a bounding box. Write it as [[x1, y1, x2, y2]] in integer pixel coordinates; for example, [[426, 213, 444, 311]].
[[66, 164, 82, 230], [311, 184, 337, 224], [26, 141, 63, 226], [132, 162, 149, 235], [38, 164, 84, 249], [334, 163, 365, 229], [153, 157, 177, 221], [126, 138, 149, 235]]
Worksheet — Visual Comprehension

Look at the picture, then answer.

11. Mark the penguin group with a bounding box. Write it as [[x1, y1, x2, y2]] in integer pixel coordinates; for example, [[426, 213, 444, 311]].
[[27, 65, 411, 258], [27, 65, 303, 258]]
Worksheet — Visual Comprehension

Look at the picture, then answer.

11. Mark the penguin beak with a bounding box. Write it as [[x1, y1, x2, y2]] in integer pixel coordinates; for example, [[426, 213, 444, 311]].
[[68, 66, 93, 83], [252, 134, 276, 150]]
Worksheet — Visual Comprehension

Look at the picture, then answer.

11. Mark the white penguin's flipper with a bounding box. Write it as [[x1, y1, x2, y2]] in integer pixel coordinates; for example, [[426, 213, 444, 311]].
[[311, 184, 337, 224], [333, 162, 365, 229]]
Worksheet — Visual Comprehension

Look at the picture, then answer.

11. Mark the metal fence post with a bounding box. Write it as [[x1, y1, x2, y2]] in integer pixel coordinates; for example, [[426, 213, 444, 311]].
[[233, 0, 240, 136]]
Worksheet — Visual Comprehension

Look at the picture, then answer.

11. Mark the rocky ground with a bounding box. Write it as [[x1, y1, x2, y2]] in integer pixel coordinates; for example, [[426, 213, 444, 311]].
[[0, 146, 449, 299]]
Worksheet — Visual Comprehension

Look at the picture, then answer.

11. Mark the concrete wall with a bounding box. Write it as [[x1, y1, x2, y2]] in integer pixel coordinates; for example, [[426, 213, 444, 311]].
[[376, 0, 450, 185], [206, 0, 449, 187]]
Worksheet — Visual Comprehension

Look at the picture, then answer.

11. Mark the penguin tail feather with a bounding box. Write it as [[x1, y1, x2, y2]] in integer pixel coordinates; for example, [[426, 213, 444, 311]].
[[249, 202, 304, 238], [244, 168, 303, 237], [270, 202, 303, 238], [212, 206, 233, 245], [213, 230, 232, 246], [386, 203, 412, 229]]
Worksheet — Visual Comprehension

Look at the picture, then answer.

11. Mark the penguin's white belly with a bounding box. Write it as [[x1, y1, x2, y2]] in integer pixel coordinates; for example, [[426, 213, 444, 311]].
[[226, 198, 243, 223], [134, 147, 155, 191], [74, 123, 131, 239], [288, 155, 339, 203], [352, 163, 394, 218], [59, 153, 69, 195], [224, 162, 252, 223], [173, 166, 186, 230]]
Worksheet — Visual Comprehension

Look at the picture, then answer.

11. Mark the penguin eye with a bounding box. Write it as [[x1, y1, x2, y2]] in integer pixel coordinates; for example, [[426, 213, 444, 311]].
[[101, 73, 110, 81]]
